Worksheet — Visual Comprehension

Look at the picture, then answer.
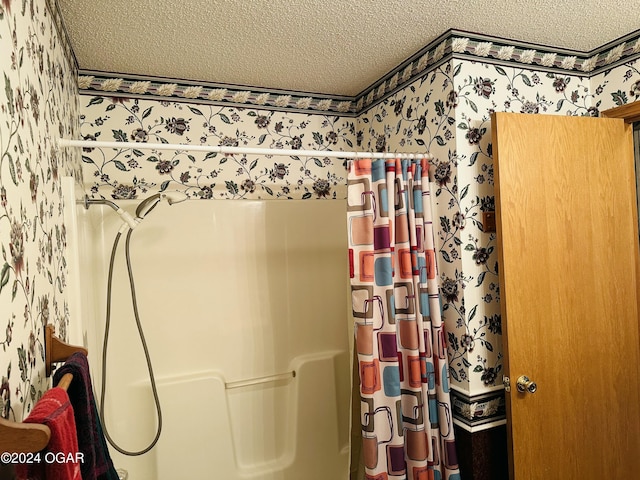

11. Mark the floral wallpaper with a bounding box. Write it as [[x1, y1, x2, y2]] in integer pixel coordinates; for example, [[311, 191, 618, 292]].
[[77, 54, 640, 418], [4, 4, 634, 432], [358, 57, 636, 404], [0, 0, 79, 424], [591, 57, 640, 111], [79, 97, 354, 200], [452, 60, 598, 394]]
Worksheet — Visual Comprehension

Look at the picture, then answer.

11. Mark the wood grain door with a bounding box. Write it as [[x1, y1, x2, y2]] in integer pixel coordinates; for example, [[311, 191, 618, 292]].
[[491, 112, 640, 479]]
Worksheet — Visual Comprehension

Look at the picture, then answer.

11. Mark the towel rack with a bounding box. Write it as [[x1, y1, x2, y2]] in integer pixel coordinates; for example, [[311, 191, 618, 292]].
[[44, 324, 88, 377], [0, 324, 87, 454]]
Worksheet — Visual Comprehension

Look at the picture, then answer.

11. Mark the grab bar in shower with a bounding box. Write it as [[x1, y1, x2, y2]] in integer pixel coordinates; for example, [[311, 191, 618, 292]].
[[225, 370, 296, 389]]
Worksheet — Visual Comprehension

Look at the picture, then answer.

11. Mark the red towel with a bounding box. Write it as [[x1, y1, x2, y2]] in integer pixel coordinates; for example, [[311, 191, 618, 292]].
[[16, 387, 82, 480], [53, 353, 118, 479]]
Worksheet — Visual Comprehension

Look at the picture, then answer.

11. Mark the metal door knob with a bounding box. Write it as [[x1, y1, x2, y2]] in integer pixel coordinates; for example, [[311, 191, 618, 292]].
[[516, 375, 537, 394]]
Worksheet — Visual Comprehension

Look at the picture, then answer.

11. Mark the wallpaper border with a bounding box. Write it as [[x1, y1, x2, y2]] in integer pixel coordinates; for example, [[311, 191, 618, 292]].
[[76, 28, 640, 116], [450, 389, 506, 432], [47, 0, 78, 71]]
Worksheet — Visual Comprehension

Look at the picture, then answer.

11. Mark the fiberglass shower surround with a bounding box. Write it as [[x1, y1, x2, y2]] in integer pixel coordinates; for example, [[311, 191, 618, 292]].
[[63, 140, 437, 480], [75, 196, 352, 479]]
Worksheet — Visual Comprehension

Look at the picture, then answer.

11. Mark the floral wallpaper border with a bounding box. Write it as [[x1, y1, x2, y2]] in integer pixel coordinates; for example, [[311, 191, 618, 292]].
[[450, 389, 506, 432], [76, 28, 640, 116], [77, 73, 357, 115]]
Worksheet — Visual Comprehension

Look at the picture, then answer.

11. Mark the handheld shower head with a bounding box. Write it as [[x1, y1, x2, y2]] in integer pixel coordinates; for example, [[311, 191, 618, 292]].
[[134, 193, 161, 219], [82, 191, 188, 232], [135, 191, 188, 220]]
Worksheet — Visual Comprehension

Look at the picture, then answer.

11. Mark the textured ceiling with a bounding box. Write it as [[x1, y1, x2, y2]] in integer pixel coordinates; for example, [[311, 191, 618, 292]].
[[57, 0, 640, 96]]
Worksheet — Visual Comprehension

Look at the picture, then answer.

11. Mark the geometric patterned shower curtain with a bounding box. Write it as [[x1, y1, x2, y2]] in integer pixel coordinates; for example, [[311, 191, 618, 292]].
[[347, 158, 461, 480]]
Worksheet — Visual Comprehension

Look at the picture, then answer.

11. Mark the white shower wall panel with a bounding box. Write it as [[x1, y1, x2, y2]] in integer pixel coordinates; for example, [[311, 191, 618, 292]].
[[76, 199, 350, 480]]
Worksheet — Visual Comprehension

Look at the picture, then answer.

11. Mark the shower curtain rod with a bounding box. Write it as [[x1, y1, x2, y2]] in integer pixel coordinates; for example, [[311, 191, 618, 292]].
[[56, 139, 431, 160]]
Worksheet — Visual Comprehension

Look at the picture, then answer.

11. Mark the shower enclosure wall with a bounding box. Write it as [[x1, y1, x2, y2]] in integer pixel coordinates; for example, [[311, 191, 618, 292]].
[[69, 188, 351, 480]]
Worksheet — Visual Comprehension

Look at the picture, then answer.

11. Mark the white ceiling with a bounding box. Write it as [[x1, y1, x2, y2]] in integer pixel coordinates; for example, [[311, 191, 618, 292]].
[[57, 0, 640, 96]]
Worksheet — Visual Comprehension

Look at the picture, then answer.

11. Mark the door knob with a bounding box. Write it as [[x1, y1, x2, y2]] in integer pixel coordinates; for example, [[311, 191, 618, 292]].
[[516, 375, 537, 394]]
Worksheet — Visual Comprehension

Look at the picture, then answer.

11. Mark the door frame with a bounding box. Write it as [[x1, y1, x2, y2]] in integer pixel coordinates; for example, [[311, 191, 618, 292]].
[[602, 100, 640, 324], [602, 100, 640, 123]]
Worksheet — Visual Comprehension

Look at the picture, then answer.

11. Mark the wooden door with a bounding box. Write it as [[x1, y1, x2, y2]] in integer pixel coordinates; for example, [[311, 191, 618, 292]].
[[491, 112, 640, 479]]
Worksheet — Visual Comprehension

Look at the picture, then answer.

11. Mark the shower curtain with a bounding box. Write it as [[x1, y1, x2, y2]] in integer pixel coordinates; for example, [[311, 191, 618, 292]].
[[347, 158, 460, 480]]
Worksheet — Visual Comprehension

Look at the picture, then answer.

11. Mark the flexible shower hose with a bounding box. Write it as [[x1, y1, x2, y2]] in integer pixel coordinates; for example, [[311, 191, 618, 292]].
[[100, 228, 163, 456]]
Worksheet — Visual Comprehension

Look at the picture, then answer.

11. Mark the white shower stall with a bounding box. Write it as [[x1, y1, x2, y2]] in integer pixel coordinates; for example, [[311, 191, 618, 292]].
[[66, 182, 351, 479]]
